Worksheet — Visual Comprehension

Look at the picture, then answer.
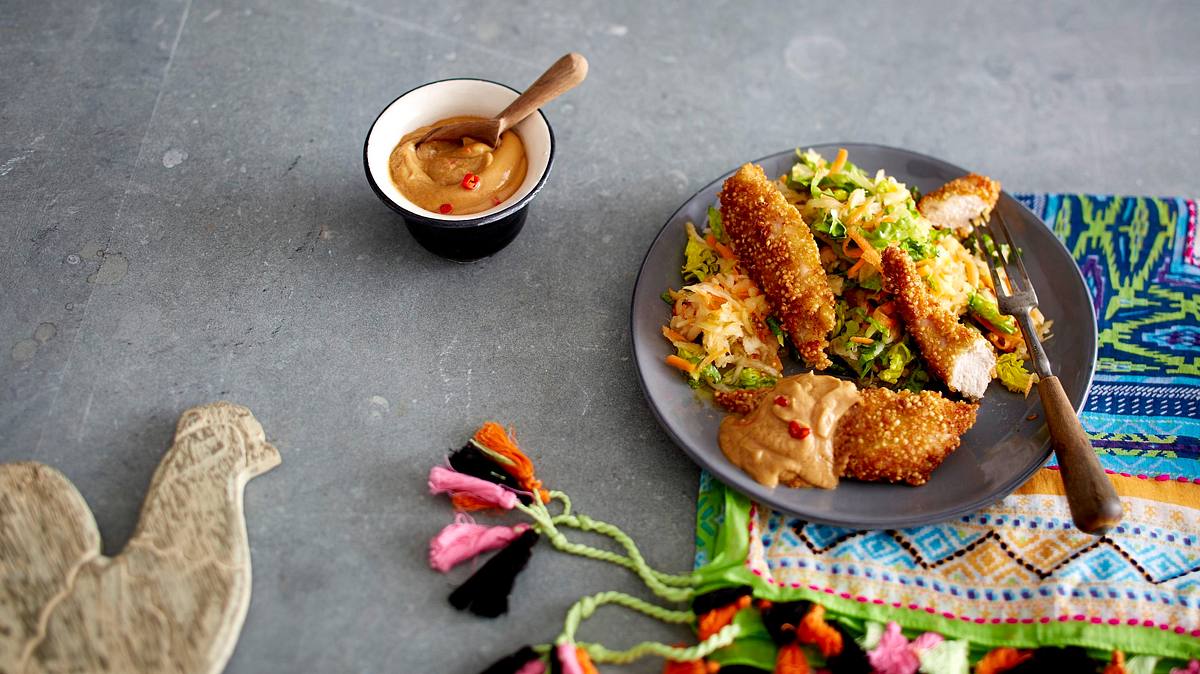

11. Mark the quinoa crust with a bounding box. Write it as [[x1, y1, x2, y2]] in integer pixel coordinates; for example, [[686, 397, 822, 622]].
[[718, 164, 836, 369]]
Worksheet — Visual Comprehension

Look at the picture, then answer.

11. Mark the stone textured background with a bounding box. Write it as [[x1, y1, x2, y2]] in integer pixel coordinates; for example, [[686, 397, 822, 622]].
[[2, 1, 1197, 671]]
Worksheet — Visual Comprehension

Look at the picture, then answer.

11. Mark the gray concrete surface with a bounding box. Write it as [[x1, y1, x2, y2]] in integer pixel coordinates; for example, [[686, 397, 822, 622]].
[[2, 1, 1197, 672]]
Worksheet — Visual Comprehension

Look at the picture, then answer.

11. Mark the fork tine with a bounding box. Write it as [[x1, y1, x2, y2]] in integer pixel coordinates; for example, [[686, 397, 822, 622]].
[[974, 217, 1007, 297], [994, 209, 1030, 294]]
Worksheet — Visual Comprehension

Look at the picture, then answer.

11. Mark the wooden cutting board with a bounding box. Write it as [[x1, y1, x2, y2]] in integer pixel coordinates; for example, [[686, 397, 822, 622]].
[[0, 402, 280, 674]]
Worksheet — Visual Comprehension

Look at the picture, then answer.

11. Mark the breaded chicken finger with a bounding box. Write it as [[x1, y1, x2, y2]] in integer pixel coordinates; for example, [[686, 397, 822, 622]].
[[719, 164, 836, 369], [835, 387, 978, 485], [918, 173, 1001, 236], [881, 246, 996, 399]]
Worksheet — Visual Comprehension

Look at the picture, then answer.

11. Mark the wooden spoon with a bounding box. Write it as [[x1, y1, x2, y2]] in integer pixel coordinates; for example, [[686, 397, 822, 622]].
[[416, 52, 588, 147]]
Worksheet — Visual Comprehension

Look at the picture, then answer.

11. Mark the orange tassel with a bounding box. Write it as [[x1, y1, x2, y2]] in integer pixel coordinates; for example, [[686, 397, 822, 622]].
[[576, 646, 599, 674], [975, 647, 1032, 674], [663, 660, 718, 674], [796, 604, 842, 658], [474, 422, 550, 503], [450, 493, 497, 511], [775, 642, 809, 674], [697, 595, 750, 640], [1103, 651, 1127, 674]]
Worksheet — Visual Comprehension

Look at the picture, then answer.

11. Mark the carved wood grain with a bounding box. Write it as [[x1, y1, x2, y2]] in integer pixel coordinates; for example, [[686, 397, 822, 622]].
[[0, 402, 280, 674]]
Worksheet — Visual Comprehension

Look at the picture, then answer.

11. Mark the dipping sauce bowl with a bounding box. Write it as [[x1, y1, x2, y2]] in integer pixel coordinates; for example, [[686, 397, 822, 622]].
[[364, 79, 555, 262]]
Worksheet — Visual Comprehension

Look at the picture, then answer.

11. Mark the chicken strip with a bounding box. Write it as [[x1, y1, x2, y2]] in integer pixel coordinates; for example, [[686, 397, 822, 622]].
[[881, 246, 996, 399], [719, 164, 835, 369], [714, 388, 769, 415], [835, 387, 978, 486], [917, 173, 1000, 236]]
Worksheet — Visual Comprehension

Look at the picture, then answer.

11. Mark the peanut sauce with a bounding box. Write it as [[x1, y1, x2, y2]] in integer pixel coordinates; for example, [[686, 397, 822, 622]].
[[718, 373, 860, 489], [389, 116, 527, 215]]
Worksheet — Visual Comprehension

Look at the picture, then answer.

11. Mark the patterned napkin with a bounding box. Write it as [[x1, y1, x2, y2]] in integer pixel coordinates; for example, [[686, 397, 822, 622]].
[[693, 194, 1200, 661]]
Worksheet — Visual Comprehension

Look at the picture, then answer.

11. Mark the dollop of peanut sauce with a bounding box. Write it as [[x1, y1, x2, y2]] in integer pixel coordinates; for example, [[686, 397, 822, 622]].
[[389, 116, 527, 215], [718, 373, 860, 489]]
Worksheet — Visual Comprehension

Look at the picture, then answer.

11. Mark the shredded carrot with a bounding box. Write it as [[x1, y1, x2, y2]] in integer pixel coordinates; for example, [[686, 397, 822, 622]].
[[841, 237, 863, 259], [774, 642, 810, 674], [704, 234, 736, 260], [986, 329, 1021, 352], [975, 648, 1032, 674], [871, 308, 896, 330], [847, 257, 866, 277], [830, 148, 848, 175], [665, 354, 696, 374], [847, 225, 882, 268], [877, 301, 896, 315], [848, 202, 870, 225], [473, 422, 549, 503], [662, 326, 689, 343], [850, 336, 874, 345], [796, 604, 843, 658]]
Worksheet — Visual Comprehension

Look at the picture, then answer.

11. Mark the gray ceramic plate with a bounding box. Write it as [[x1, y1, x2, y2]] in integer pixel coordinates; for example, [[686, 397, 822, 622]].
[[630, 143, 1097, 529]]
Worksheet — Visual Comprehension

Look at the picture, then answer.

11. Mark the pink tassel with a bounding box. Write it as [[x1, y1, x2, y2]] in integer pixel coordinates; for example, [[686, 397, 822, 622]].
[[515, 659, 546, 674], [429, 515, 530, 572], [429, 465, 518, 510], [555, 643, 583, 674], [910, 631, 943, 654]]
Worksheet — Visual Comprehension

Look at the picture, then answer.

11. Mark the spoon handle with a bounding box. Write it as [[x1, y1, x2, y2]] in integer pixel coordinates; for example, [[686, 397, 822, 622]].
[[496, 53, 588, 134]]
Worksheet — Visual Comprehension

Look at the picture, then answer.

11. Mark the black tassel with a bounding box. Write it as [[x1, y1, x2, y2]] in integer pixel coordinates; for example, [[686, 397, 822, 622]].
[[479, 645, 539, 674], [759, 600, 811, 646], [448, 443, 530, 503], [825, 623, 871, 674], [449, 528, 539, 617], [1007, 647, 1099, 674], [691, 585, 754, 615], [547, 647, 563, 674]]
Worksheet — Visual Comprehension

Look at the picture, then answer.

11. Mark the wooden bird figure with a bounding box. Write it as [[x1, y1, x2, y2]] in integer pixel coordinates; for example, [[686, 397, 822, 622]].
[[0, 402, 281, 674]]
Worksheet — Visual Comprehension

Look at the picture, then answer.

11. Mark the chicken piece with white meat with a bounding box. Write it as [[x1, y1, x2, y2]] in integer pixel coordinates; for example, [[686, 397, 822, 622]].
[[881, 246, 996, 399], [917, 173, 1000, 236]]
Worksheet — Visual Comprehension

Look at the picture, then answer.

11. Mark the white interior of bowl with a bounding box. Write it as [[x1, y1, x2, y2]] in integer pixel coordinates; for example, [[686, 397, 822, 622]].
[[365, 79, 552, 221]]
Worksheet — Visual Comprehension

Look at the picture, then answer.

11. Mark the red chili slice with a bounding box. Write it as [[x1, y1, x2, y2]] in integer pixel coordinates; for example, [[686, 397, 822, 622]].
[[774, 395, 789, 407], [461, 172, 480, 190], [788, 421, 811, 440], [438, 203, 453, 214]]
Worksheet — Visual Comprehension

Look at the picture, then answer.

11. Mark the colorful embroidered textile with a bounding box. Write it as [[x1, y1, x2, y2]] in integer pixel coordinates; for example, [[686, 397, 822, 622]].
[[694, 194, 1200, 662]]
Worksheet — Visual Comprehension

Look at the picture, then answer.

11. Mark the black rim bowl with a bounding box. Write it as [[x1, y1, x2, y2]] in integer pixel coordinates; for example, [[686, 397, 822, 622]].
[[362, 78, 556, 263]]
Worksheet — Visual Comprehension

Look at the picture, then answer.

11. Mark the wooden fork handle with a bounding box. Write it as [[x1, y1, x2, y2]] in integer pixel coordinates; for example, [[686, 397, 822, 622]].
[[495, 53, 588, 134], [1039, 375, 1123, 535]]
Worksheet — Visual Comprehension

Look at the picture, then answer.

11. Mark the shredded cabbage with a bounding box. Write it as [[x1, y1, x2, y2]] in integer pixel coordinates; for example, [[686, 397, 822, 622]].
[[877, 341, 915, 384], [682, 222, 720, 282], [663, 220, 782, 392], [996, 352, 1036, 395]]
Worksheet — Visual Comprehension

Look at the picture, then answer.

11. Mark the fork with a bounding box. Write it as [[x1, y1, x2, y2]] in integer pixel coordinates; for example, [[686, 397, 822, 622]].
[[975, 210, 1123, 535]]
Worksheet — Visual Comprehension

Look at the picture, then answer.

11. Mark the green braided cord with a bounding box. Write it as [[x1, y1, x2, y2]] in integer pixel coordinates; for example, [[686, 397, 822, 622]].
[[517, 501, 694, 602], [548, 490, 572, 517], [552, 513, 696, 587], [560, 591, 695, 642], [579, 623, 740, 665]]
